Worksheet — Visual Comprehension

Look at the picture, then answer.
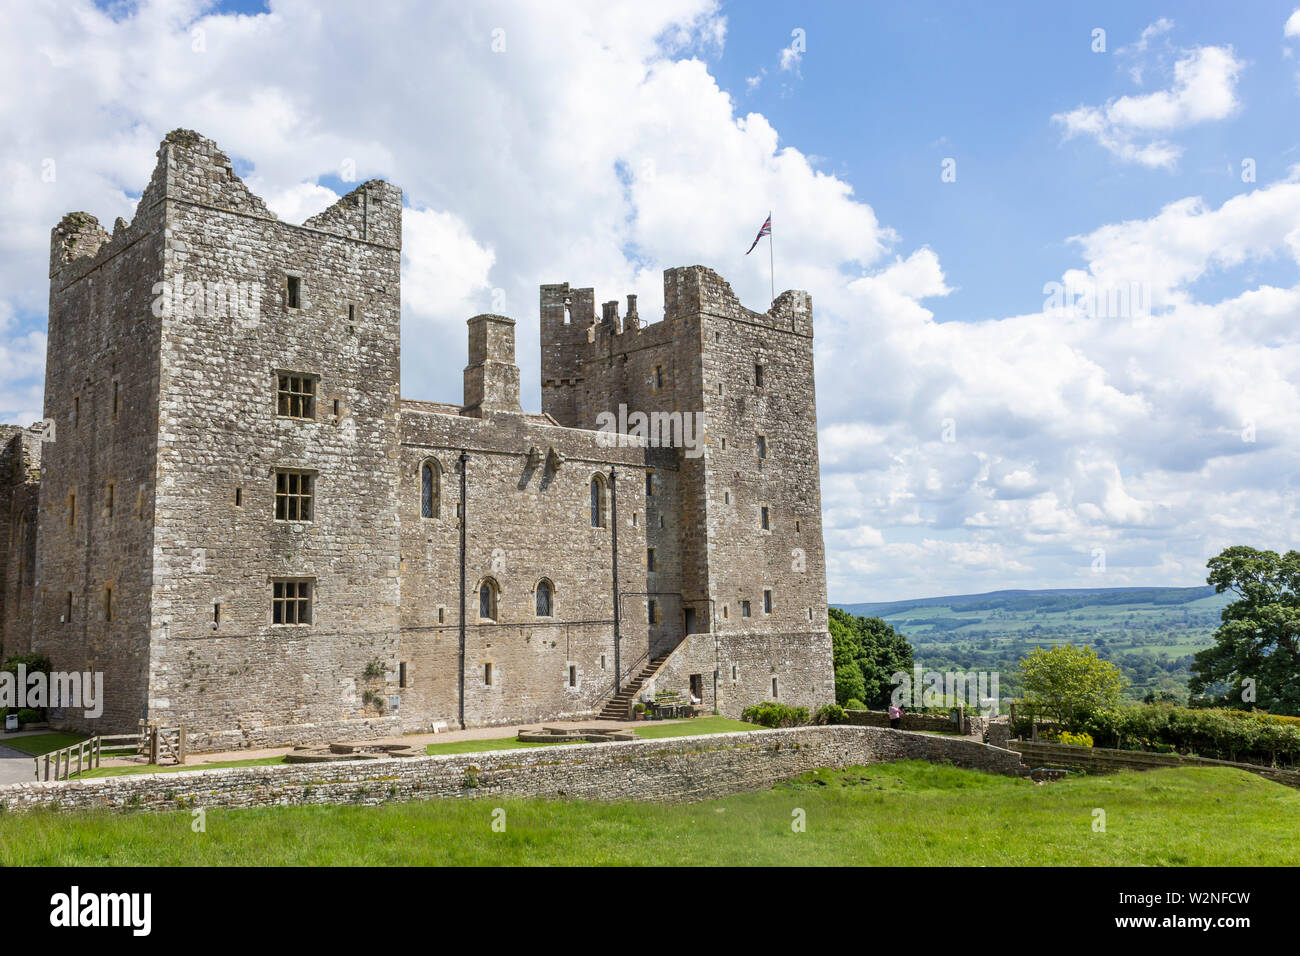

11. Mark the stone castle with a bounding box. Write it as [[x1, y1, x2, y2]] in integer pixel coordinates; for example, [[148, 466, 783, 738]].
[[0, 130, 833, 750]]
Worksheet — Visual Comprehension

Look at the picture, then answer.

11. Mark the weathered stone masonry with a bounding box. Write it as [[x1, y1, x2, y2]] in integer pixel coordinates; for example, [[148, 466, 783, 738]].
[[0, 130, 835, 748], [0, 726, 1028, 813]]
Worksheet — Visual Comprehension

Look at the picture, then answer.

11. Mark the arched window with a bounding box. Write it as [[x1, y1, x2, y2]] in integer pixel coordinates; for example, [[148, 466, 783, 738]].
[[421, 459, 441, 519], [535, 579, 553, 617], [589, 473, 606, 528], [478, 578, 499, 620]]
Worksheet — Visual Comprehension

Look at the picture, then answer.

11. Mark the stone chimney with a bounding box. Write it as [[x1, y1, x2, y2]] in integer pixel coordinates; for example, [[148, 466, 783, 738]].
[[463, 314, 522, 415]]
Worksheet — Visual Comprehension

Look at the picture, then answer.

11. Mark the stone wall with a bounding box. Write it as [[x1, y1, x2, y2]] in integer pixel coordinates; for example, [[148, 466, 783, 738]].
[[0, 725, 1027, 813], [145, 133, 405, 743], [0, 427, 41, 658], [845, 709, 965, 733], [1010, 740, 1300, 790], [34, 174, 169, 732], [397, 404, 649, 732]]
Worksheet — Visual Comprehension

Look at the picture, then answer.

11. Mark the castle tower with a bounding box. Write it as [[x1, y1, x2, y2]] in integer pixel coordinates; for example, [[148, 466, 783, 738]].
[[539, 266, 834, 714], [34, 130, 406, 741]]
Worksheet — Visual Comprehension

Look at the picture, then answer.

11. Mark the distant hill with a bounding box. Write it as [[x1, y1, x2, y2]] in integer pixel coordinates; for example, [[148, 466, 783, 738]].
[[833, 586, 1231, 701], [839, 586, 1219, 618]]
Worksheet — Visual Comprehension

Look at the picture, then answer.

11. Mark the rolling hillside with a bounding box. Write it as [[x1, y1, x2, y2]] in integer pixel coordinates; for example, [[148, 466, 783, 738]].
[[835, 586, 1233, 701]]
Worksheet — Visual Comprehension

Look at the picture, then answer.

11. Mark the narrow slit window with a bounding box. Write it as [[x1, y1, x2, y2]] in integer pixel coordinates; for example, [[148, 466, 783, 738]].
[[590, 474, 606, 528], [761, 506, 770, 530], [479, 580, 498, 620], [764, 589, 773, 614], [757, 435, 767, 459], [568, 665, 577, 688], [421, 460, 441, 518], [754, 363, 764, 388], [287, 275, 302, 309]]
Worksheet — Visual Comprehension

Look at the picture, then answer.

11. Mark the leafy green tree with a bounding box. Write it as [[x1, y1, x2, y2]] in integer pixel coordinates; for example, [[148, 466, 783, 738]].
[[1189, 546, 1300, 715], [1019, 643, 1125, 727], [828, 608, 913, 708]]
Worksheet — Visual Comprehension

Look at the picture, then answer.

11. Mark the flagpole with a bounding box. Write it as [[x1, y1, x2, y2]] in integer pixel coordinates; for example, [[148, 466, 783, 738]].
[[768, 209, 775, 304]]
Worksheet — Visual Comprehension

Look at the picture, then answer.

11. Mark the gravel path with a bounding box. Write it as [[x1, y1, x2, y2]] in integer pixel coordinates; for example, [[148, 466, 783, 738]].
[[0, 745, 34, 785]]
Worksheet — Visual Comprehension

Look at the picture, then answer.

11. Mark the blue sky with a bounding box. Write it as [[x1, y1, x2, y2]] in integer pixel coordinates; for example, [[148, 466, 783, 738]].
[[712, 0, 1300, 323], [4, 1, 1300, 601]]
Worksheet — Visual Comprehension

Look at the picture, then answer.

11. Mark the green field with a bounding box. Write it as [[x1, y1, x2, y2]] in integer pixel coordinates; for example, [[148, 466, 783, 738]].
[[837, 586, 1233, 700], [3, 762, 1296, 866], [0, 733, 86, 756]]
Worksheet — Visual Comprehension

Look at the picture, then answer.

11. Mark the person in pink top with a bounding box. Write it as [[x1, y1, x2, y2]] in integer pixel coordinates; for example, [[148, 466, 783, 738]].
[[888, 703, 902, 729]]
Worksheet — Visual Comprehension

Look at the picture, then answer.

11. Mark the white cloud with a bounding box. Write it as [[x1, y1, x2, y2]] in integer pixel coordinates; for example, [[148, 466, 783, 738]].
[[1286, 10, 1300, 38], [1053, 42, 1244, 168]]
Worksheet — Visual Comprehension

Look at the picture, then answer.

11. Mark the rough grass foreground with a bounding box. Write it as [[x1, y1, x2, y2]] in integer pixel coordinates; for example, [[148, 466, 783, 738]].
[[2, 761, 1297, 866]]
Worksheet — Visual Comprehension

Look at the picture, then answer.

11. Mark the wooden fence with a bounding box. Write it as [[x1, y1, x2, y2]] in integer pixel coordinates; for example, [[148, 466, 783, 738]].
[[33, 725, 186, 781]]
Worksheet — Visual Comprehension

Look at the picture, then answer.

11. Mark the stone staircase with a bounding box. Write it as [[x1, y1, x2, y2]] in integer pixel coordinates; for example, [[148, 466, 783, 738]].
[[597, 654, 670, 720]]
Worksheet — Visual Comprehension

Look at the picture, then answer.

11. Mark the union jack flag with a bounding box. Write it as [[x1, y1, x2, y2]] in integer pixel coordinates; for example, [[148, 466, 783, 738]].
[[745, 214, 771, 255]]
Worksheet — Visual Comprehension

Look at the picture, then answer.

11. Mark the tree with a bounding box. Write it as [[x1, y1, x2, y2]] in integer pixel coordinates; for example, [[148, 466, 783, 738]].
[[828, 608, 913, 708], [1189, 546, 1300, 716], [1019, 643, 1125, 727]]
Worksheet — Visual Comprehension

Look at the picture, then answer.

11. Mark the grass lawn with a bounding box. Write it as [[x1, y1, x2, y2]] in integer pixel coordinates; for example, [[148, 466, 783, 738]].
[[69, 717, 761, 775], [2, 761, 1296, 866], [632, 716, 754, 738], [0, 733, 87, 756], [422, 715, 757, 755]]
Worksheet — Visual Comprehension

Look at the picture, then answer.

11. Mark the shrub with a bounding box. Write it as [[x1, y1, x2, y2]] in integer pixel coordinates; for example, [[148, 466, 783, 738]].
[[845, 698, 867, 711], [632, 701, 646, 714], [814, 704, 846, 725], [1055, 730, 1093, 747], [16, 709, 41, 725], [1074, 703, 1300, 765], [741, 703, 811, 728]]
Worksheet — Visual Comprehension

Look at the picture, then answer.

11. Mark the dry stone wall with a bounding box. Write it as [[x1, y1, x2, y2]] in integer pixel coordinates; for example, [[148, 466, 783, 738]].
[[1011, 740, 1300, 789], [0, 725, 1027, 813]]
